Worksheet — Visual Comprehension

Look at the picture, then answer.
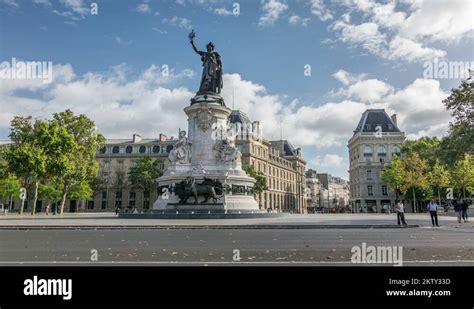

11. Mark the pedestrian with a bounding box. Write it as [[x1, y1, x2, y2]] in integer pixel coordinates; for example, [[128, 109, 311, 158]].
[[454, 200, 463, 223], [427, 199, 439, 227], [45, 204, 50, 216], [461, 199, 469, 223], [115, 207, 119, 216], [394, 200, 407, 226]]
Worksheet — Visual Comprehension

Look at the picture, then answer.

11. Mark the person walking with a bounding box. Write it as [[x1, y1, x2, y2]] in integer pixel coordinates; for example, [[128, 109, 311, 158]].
[[454, 200, 463, 223], [395, 200, 407, 226], [461, 199, 469, 223], [45, 204, 50, 216], [427, 199, 439, 227]]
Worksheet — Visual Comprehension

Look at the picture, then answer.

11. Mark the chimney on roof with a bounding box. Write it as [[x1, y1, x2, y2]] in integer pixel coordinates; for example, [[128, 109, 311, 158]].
[[391, 114, 397, 125], [158, 133, 168, 141], [133, 134, 142, 143], [252, 121, 260, 139]]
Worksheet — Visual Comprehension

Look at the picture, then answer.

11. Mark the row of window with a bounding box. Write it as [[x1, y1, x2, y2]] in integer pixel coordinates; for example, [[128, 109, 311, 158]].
[[100, 191, 151, 209], [367, 185, 388, 196], [99, 145, 173, 155], [101, 159, 165, 172], [363, 145, 400, 157], [365, 123, 394, 131]]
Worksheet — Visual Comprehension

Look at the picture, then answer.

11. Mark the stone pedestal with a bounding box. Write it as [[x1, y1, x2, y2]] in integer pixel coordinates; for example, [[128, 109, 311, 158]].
[[152, 94, 261, 213]]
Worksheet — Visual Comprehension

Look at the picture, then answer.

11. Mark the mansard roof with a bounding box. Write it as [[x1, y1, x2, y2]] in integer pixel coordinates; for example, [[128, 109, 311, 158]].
[[354, 109, 401, 134]]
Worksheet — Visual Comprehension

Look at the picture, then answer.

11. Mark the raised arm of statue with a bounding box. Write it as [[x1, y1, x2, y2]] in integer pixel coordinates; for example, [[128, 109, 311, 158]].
[[189, 30, 204, 56], [190, 39, 202, 55]]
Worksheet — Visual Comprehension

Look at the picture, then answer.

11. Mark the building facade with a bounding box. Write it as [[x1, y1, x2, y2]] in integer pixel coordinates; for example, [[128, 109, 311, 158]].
[[229, 110, 307, 213], [348, 109, 406, 213], [305, 169, 350, 213], [92, 133, 174, 212]]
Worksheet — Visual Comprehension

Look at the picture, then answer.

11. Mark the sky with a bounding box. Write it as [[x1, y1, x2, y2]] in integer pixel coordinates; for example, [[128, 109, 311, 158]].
[[0, 0, 473, 179]]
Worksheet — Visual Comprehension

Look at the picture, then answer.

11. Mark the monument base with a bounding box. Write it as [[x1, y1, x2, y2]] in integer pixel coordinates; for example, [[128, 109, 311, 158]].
[[149, 91, 263, 217]]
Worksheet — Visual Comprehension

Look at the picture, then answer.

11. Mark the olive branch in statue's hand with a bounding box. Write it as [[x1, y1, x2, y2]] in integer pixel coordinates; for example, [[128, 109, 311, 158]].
[[188, 29, 196, 41]]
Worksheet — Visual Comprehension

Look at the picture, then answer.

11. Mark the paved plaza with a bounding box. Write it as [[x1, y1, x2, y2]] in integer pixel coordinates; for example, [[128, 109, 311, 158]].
[[0, 212, 472, 266]]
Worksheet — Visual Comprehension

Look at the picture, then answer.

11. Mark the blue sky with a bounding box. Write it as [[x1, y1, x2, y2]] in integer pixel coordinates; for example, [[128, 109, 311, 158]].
[[0, 0, 473, 179]]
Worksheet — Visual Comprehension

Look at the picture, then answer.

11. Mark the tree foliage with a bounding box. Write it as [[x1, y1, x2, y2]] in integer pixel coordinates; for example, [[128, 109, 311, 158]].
[[4, 117, 49, 214], [451, 154, 474, 199], [380, 157, 404, 199], [242, 164, 268, 194], [50, 110, 105, 214], [4, 110, 104, 215], [439, 80, 474, 165], [128, 157, 162, 193], [430, 160, 451, 204]]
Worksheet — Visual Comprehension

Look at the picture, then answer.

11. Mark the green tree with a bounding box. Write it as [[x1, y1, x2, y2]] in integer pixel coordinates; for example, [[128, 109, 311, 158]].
[[128, 157, 162, 194], [430, 160, 451, 206], [0, 174, 21, 210], [380, 157, 405, 200], [451, 154, 474, 199], [242, 164, 268, 194], [443, 80, 474, 126], [439, 80, 474, 165], [401, 136, 440, 167], [51, 110, 105, 214], [401, 152, 430, 213], [0, 149, 8, 178], [69, 181, 94, 211], [5, 117, 49, 215]]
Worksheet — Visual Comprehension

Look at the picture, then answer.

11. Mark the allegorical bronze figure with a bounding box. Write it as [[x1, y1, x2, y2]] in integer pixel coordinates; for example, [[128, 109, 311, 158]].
[[189, 29, 223, 94]]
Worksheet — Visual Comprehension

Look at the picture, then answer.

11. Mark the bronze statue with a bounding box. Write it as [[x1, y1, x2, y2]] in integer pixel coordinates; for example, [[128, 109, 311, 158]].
[[174, 176, 224, 204], [189, 30, 223, 94]]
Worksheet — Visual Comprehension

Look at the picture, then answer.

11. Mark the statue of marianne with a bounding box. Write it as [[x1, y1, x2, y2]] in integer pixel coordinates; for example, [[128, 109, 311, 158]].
[[189, 30, 223, 94]]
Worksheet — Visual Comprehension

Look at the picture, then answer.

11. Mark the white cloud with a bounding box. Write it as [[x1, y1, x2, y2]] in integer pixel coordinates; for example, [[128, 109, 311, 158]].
[[0, 64, 196, 139], [258, 0, 288, 27], [384, 78, 450, 133], [331, 18, 447, 63], [33, 0, 51, 5], [214, 8, 232, 16], [288, 15, 309, 27], [399, 0, 474, 43], [311, 154, 345, 168], [331, 0, 473, 63], [58, 0, 89, 18], [332, 21, 387, 55], [332, 69, 367, 86], [136, 3, 150, 14], [371, 2, 406, 29], [115, 36, 132, 46], [384, 36, 446, 62], [406, 123, 450, 140], [342, 79, 394, 103], [162, 16, 193, 29], [1, 0, 19, 8], [310, 0, 333, 21]]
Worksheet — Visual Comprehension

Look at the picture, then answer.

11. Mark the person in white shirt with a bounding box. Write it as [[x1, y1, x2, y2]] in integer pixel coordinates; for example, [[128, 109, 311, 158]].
[[427, 199, 440, 227], [395, 200, 407, 226]]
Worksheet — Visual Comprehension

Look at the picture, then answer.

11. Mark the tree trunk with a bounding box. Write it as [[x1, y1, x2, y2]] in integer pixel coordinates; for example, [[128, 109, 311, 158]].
[[437, 187, 441, 207], [59, 188, 68, 214], [19, 179, 27, 215], [9, 194, 13, 211], [412, 188, 416, 213], [463, 188, 466, 200], [31, 181, 39, 215]]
